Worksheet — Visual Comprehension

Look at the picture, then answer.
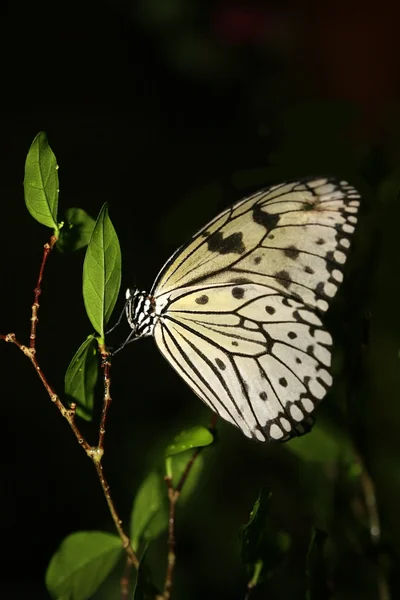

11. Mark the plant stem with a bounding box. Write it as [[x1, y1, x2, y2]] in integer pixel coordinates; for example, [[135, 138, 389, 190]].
[[1, 234, 140, 571], [1, 331, 140, 569], [162, 479, 179, 600], [161, 426, 213, 599], [30, 235, 57, 349], [120, 556, 133, 599], [98, 345, 112, 450]]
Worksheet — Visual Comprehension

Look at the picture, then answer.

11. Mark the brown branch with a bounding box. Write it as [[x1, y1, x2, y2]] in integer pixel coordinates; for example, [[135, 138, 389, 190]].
[[98, 344, 112, 450], [161, 452, 201, 598], [162, 477, 179, 600], [1, 234, 140, 571], [30, 235, 58, 349], [120, 556, 133, 600], [1, 331, 140, 569], [161, 415, 216, 599]]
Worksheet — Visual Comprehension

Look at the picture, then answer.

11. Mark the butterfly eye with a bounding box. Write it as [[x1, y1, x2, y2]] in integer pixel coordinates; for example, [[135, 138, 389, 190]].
[[125, 178, 360, 443]]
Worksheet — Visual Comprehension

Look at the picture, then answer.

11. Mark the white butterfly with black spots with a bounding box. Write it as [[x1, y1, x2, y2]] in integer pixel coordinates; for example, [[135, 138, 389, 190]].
[[124, 178, 360, 442]]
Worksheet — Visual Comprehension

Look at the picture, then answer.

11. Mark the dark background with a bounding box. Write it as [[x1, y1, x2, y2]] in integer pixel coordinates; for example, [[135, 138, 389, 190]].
[[1, 0, 400, 598]]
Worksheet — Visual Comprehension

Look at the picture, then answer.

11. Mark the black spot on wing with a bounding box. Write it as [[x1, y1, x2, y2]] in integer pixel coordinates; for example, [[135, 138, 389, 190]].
[[304, 265, 314, 274], [232, 287, 245, 299], [315, 282, 326, 297], [259, 391, 267, 400], [254, 256, 262, 264], [253, 204, 280, 230], [283, 246, 300, 260], [195, 295, 209, 305], [274, 270, 291, 289], [265, 305, 275, 315], [207, 231, 246, 254], [230, 277, 252, 284], [215, 358, 226, 371]]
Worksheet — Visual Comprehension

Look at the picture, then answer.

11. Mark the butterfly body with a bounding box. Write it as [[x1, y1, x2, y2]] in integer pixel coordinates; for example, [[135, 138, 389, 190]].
[[125, 178, 360, 442]]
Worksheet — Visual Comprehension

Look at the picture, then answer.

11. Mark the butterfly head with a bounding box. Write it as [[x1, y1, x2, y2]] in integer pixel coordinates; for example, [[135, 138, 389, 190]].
[[125, 288, 156, 338]]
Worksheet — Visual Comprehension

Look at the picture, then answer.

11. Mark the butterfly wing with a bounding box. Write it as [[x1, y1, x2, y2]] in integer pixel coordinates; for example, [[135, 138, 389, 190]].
[[152, 178, 360, 313], [153, 283, 332, 442], [146, 177, 359, 441]]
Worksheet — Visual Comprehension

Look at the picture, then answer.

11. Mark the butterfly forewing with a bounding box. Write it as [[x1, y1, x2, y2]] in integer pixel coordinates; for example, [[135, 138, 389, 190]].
[[128, 177, 360, 442], [152, 178, 359, 315]]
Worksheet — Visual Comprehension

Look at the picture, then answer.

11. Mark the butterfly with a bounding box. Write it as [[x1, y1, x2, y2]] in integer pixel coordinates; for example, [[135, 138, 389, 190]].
[[124, 178, 360, 442]]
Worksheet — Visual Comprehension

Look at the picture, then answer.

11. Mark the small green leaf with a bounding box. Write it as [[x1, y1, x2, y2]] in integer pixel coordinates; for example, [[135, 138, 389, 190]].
[[241, 492, 270, 566], [24, 132, 59, 231], [65, 336, 98, 421], [45, 531, 122, 600], [58, 208, 96, 253], [165, 425, 214, 457], [130, 471, 168, 553], [240, 491, 292, 588], [82, 204, 121, 336]]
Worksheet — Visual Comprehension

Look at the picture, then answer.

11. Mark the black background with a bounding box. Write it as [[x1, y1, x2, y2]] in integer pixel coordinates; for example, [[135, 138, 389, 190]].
[[1, 1, 400, 599]]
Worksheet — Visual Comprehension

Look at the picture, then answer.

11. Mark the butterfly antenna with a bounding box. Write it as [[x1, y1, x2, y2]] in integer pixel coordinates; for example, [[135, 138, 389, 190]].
[[109, 329, 139, 356], [105, 297, 130, 335]]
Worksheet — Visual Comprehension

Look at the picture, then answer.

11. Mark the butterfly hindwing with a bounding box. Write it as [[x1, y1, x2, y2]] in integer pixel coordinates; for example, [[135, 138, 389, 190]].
[[153, 283, 333, 442]]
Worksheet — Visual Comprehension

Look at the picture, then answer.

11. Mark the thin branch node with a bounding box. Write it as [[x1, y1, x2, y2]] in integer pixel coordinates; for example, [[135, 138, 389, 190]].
[[89, 447, 104, 463]]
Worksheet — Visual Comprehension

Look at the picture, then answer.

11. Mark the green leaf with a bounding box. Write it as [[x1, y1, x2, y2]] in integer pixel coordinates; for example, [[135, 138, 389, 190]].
[[240, 491, 271, 566], [82, 204, 121, 336], [169, 449, 205, 504], [23, 132, 59, 231], [130, 471, 168, 553], [45, 531, 122, 600], [165, 425, 214, 457], [65, 336, 98, 421], [58, 208, 96, 253], [241, 491, 291, 587]]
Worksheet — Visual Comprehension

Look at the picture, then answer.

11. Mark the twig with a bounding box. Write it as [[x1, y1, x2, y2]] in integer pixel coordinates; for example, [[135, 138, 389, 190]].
[[30, 235, 57, 349], [120, 556, 133, 600], [353, 454, 391, 600], [98, 344, 112, 450], [244, 560, 263, 600], [1, 332, 139, 569], [161, 450, 201, 599], [1, 234, 140, 570], [1, 333, 91, 450], [161, 416, 216, 599], [162, 478, 179, 600], [355, 453, 380, 544]]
